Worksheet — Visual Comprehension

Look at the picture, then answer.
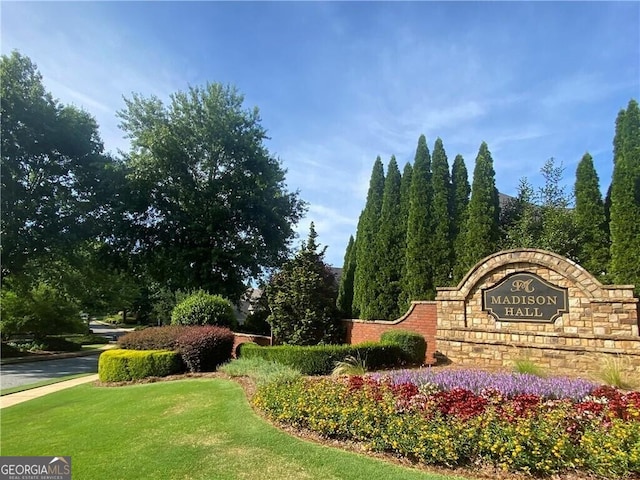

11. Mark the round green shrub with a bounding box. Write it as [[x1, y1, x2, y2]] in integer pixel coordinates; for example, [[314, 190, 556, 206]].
[[380, 330, 426, 366], [171, 291, 237, 329]]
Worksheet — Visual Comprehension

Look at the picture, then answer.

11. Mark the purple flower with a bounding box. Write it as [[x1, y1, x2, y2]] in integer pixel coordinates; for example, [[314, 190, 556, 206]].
[[371, 368, 598, 401]]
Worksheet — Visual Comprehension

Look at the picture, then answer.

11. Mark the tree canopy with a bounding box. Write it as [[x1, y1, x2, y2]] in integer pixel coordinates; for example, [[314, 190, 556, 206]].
[[116, 84, 305, 301]]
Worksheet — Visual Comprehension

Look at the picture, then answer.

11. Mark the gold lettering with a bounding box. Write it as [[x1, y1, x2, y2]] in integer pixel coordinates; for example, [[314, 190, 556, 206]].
[[502, 296, 511, 305], [534, 308, 543, 317], [505, 307, 514, 316], [511, 279, 535, 293], [490, 296, 502, 304], [528, 296, 536, 304], [515, 308, 524, 316], [547, 296, 557, 305]]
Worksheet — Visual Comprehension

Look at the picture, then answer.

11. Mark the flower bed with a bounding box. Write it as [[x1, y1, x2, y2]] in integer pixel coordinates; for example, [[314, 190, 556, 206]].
[[253, 370, 640, 478]]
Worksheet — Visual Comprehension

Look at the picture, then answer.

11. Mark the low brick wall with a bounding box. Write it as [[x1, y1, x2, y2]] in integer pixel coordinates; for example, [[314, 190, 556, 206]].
[[232, 333, 271, 357], [435, 249, 640, 376], [343, 302, 437, 365]]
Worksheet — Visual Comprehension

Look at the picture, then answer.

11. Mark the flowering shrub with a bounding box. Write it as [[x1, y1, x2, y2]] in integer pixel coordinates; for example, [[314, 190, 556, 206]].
[[254, 373, 640, 477]]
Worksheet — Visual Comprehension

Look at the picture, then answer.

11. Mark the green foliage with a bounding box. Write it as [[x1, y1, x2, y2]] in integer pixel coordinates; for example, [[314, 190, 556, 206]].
[[503, 159, 580, 260], [458, 142, 500, 274], [368, 157, 403, 320], [266, 223, 342, 345], [332, 354, 367, 376], [380, 330, 427, 366], [512, 358, 546, 377], [0, 343, 22, 358], [610, 99, 640, 292], [574, 153, 610, 277], [117, 83, 304, 301], [175, 326, 235, 372], [352, 158, 385, 317], [403, 135, 434, 305], [596, 355, 637, 390], [64, 334, 111, 345], [117, 325, 189, 350], [451, 154, 470, 283], [430, 138, 454, 287], [0, 281, 85, 338], [220, 357, 302, 386], [98, 349, 184, 382], [336, 235, 356, 318], [239, 342, 405, 375], [170, 291, 237, 329], [0, 52, 112, 279]]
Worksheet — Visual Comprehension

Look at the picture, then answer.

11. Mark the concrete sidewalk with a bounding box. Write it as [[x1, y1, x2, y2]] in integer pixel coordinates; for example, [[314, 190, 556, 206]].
[[0, 374, 99, 409]]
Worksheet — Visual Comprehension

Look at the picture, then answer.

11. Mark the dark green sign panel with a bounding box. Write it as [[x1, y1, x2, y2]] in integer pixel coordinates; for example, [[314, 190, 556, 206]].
[[482, 272, 568, 323]]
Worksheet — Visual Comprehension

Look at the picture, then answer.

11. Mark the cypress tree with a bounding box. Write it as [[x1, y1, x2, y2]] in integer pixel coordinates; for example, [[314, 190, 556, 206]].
[[352, 157, 385, 317], [451, 154, 470, 282], [574, 153, 609, 277], [397, 162, 413, 314], [458, 142, 500, 274], [402, 135, 434, 306], [430, 138, 453, 288], [610, 99, 640, 291], [367, 156, 403, 319], [336, 235, 356, 318]]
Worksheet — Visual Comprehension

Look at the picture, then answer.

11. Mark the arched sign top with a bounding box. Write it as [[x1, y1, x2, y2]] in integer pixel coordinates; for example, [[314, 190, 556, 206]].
[[482, 272, 568, 323]]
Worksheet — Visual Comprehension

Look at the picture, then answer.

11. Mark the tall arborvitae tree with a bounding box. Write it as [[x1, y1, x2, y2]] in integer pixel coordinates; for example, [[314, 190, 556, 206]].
[[430, 138, 453, 288], [336, 235, 356, 318], [610, 99, 640, 292], [402, 135, 433, 307], [574, 153, 610, 277], [352, 157, 385, 317], [397, 162, 413, 314], [367, 157, 403, 320], [458, 142, 500, 274], [451, 154, 470, 282]]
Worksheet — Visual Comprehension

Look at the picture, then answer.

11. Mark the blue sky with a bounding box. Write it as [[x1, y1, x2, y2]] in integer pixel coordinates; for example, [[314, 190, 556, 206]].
[[2, 1, 639, 267]]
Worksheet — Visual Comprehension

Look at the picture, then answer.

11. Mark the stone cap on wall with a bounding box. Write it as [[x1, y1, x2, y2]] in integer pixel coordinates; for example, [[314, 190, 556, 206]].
[[436, 249, 636, 302]]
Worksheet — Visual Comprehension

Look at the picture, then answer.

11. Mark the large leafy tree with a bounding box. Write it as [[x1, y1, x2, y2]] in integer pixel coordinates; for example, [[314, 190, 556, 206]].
[[610, 99, 640, 291], [430, 138, 453, 287], [402, 135, 434, 305], [266, 223, 341, 345], [1, 51, 111, 278], [352, 157, 385, 318], [368, 156, 403, 320], [117, 84, 305, 301], [451, 154, 470, 282], [574, 153, 609, 277], [457, 142, 500, 274]]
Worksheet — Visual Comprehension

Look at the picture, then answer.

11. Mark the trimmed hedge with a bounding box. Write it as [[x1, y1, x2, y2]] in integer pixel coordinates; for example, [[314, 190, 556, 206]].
[[98, 349, 183, 382], [117, 325, 189, 350], [380, 330, 426, 366], [171, 291, 237, 329], [238, 342, 405, 375], [175, 326, 235, 372]]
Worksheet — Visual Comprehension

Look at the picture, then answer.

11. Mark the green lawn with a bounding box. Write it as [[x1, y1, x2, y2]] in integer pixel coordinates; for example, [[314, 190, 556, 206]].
[[0, 379, 471, 480]]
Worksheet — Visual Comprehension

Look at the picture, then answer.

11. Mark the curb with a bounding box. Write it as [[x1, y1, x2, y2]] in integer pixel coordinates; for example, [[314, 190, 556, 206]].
[[0, 344, 116, 366]]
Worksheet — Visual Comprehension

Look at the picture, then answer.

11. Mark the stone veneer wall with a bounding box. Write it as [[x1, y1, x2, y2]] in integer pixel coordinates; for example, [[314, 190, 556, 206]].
[[343, 302, 438, 365], [435, 249, 640, 376]]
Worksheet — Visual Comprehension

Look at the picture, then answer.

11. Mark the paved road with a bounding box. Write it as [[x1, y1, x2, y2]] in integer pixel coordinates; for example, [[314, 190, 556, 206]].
[[0, 355, 101, 390], [0, 322, 134, 390]]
